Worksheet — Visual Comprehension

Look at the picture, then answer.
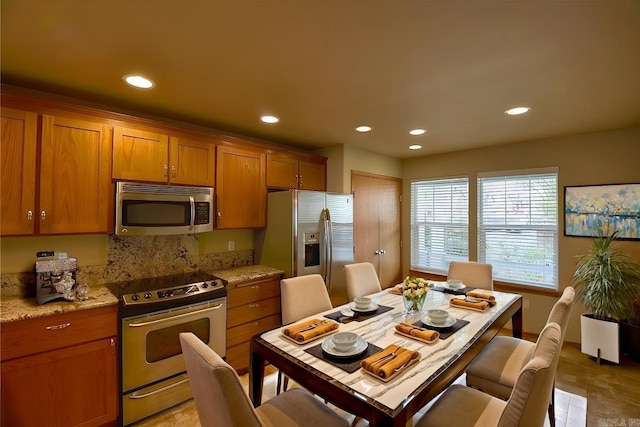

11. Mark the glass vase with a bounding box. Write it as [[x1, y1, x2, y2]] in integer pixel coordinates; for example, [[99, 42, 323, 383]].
[[403, 293, 426, 314]]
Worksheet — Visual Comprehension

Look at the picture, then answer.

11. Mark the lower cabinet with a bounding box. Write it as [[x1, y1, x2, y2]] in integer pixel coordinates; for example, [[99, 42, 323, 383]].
[[226, 275, 282, 373], [1, 305, 118, 427]]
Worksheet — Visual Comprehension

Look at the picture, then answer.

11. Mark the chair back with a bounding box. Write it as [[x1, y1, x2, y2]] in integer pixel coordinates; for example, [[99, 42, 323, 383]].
[[447, 261, 493, 290], [546, 286, 575, 345], [280, 274, 333, 325], [179, 332, 263, 427], [498, 323, 562, 427], [344, 262, 382, 301]]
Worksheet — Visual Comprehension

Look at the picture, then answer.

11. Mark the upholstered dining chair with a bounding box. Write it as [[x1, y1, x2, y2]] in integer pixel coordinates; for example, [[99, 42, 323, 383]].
[[447, 261, 494, 290], [179, 332, 349, 427], [278, 274, 334, 394], [465, 286, 575, 427], [415, 322, 562, 427], [344, 262, 382, 301]]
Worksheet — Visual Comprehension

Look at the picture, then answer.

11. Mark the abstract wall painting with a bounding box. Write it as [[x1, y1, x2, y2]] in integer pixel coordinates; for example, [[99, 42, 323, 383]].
[[564, 183, 640, 240]]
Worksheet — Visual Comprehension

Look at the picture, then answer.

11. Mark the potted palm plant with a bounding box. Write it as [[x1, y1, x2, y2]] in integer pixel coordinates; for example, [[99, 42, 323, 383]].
[[572, 231, 640, 363]]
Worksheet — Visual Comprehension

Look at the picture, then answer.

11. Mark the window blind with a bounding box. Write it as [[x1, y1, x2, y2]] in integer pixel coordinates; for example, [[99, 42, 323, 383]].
[[477, 170, 558, 289], [411, 177, 469, 272]]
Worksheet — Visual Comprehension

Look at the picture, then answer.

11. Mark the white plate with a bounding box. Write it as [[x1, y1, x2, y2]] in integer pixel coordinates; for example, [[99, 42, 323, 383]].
[[322, 335, 368, 358], [420, 314, 457, 328], [350, 302, 379, 313]]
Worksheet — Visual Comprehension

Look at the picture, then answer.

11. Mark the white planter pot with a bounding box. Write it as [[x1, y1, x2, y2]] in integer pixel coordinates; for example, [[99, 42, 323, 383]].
[[581, 313, 619, 364]]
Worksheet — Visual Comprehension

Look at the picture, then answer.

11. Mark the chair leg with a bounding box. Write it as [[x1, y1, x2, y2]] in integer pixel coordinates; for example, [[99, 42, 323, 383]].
[[283, 375, 290, 392], [276, 371, 283, 395]]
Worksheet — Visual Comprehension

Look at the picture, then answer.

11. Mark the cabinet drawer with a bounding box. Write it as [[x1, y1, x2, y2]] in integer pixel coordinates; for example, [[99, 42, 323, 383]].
[[227, 296, 281, 328], [227, 278, 280, 308], [226, 314, 281, 348], [1, 305, 117, 361]]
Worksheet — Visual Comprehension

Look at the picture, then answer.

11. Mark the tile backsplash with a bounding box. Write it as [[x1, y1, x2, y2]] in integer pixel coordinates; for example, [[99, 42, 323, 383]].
[[1, 234, 253, 298]]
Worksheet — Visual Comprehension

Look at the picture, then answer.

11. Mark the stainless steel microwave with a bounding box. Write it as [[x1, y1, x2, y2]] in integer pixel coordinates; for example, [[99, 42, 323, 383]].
[[115, 182, 214, 235]]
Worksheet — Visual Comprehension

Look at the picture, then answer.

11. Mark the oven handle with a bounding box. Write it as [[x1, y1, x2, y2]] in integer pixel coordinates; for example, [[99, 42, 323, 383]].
[[127, 303, 224, 328], [128, 378, 190, 399], [189, 195, 195, 231]]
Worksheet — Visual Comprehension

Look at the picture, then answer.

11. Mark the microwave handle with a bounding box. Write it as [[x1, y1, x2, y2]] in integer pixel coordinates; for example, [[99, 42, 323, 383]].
[[189, 196, 195, 231]]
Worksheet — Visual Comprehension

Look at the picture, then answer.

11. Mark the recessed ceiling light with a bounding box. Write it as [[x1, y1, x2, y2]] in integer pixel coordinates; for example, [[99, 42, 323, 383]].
[[409, 145, 422, 150], [505, 107, 530, 115], [123, 74, 154, 89], [409, 129, 426, 136], [355, 126, 372, 133], [261, 115, 279, 124]]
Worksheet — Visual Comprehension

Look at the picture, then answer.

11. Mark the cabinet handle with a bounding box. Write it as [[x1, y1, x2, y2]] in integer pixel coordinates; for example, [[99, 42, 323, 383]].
[[171, 165, 176, 178], [251, 285, 259, 290], [164, 164, 168, 177], [217, 212, 222, 217], [41, 210, 46, 221], [249, 303, 259, 308], [27, 210, 33, 221], [46, 322, 70, 330], [375, 250, 380, 255], [380, 249, 387, 255], [299, 175, 303, 187]]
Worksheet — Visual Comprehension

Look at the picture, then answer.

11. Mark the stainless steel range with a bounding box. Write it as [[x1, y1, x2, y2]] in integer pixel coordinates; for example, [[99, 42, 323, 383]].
[[107, 272, 227, 426]]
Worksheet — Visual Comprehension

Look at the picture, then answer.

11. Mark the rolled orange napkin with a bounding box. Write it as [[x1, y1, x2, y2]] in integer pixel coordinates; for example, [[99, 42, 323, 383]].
[[388, 284, 403, 295], [450, 298, 489, 311], [466, 291, 496, 301], [395, 322, 439, 342], [361, 344, 420, 379], [283, 319, 338, 342]]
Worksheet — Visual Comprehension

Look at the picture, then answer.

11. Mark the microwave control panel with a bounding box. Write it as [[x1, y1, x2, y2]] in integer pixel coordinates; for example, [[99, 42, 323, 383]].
[[195, 202, 210, 224]]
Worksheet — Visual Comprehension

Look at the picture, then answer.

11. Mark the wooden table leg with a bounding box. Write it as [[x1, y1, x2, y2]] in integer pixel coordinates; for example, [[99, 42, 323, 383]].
[[249, 343, 266, 407], [512, 301, 523, 339]]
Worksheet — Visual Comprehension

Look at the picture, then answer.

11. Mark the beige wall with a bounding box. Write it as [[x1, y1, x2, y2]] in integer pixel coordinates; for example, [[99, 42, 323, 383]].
[[402, 126, 640, 343], [0, 229, 253, 274]]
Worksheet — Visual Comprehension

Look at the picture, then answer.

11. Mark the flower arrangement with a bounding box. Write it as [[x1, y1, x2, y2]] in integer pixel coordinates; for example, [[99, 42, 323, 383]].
[[402, 276, 431, 312]]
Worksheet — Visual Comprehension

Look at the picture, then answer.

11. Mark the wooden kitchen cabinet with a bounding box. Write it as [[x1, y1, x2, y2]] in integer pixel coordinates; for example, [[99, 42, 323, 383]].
[[1, 305, 118, 427], [267, 153, 326, 191], [113, 126, 215, 186], [216, 144, 267, 229], [1, 108, 37, 236], [226, 276, 282, 373], [40, 114, 112, 234]]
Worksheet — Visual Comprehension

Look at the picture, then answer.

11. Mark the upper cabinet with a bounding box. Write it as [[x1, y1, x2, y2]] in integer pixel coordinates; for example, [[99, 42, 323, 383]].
[[1, 108, 37, 235], [216, 145, 266, 229], [113, 127, 215, 186], [1, 109, 111, 236], [40, 114, 112, 234], [266, 153, 326, 191]]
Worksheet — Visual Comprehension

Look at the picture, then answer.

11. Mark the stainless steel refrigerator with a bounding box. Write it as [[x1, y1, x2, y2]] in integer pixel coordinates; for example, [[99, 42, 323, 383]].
[[254, 190, 354, 294]]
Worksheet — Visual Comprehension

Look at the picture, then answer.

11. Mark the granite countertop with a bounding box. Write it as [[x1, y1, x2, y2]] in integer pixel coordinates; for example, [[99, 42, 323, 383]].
[[0, 265, 283, 324]]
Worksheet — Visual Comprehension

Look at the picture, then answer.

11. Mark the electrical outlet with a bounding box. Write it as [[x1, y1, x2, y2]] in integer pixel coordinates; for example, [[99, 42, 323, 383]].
[[228, 240, 235, 251], [523, 299, 530, 309]]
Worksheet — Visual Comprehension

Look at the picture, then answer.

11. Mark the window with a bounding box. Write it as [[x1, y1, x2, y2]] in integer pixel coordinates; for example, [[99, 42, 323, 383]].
[[411, 177, 469, 272], [477, 169, 558, 289]]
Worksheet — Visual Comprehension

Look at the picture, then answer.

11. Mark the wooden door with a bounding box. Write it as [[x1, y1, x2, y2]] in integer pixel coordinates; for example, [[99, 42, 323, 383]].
[[1, 108, 37, 236], [266, 153, 298, 189], [40, 115, 111, 234], [1, 338, 117, 426], [112, 126, 169, 183], [299, 159, 326, 191], [352, 171, 402, 288], [169, 136, 215, 186], [216, 145, 266, 228]]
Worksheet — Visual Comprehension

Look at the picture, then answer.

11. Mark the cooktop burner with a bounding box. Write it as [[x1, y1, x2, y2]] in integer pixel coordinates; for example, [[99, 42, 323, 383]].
[[106, 271, 227, 317]]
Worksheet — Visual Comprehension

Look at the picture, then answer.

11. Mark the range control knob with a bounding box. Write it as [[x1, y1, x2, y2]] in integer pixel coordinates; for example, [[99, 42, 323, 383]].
[[131, 294, 140, 301], [202, 281, 209, 288], [144, 292, 152, 299]]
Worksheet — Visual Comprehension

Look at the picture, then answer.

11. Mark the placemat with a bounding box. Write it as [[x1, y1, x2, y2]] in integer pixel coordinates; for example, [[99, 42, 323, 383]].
[[413, 318, 470, 340], [324, 304, 394, 323], [305, 341, 383, 373], [431, 286, 475, 296]]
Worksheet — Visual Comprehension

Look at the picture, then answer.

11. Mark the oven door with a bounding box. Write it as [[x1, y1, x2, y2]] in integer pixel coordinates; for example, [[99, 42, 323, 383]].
[[121, 298, 226, 393]]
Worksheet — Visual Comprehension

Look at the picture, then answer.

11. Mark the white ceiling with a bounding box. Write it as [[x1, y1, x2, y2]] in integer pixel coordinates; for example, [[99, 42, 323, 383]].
[[2, 1, 639, 159]]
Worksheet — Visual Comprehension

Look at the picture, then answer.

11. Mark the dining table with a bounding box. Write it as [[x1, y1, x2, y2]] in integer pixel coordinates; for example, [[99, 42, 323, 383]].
[[249, 283, 523, 427]]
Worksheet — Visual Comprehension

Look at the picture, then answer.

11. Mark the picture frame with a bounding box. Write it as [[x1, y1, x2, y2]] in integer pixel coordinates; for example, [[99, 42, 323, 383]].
[[564, 183, 640, 240]]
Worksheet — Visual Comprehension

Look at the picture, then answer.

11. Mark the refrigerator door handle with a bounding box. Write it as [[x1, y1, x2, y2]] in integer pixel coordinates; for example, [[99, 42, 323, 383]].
[[326, 209, 333, 288]]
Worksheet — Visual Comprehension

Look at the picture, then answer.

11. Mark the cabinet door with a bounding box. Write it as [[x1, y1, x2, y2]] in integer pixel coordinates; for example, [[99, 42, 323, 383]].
[[266, 153, 299, 189], [169, 136, 215, 186], [1, 337, 118, 427], [1, 108, 37, 235], [40, 115, 111, 234], [299, 159, 326, 191], [216, 145, 266, 228], [113, 126, 169, 182]]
